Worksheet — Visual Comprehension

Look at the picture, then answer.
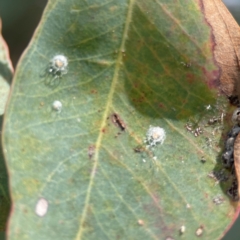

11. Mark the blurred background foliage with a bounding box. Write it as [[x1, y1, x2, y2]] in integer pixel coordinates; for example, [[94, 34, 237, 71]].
[[0, 0, 47, 67], [0, 0, 239, 239]]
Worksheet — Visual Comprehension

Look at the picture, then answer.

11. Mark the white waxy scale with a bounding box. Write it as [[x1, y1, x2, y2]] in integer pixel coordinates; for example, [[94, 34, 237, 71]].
[[196, 227, 203, 236], [180, 225, 186, 234], [35, 198, 48, 217], [52, 100, 62, 112], [49, 55, 68, 76], [145, 126, 166, 147]]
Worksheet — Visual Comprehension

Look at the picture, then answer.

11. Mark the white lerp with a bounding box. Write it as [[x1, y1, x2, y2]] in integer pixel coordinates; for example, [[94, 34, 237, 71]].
[[146, 126, 166, 147]]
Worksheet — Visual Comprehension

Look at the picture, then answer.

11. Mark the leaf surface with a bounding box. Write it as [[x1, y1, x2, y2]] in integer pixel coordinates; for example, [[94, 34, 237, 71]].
[[3, 1, 239, 239]]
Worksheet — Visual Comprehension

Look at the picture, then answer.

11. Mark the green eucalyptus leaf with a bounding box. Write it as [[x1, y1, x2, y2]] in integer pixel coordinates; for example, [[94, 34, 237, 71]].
[[3, 1, 237, 239]]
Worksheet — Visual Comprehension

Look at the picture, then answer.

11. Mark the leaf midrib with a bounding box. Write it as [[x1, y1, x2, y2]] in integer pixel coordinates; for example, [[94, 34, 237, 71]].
[[75, 1, 135, 239]]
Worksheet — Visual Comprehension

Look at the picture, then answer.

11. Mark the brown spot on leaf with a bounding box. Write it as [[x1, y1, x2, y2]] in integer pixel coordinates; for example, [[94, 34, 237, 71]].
[[90, 89, 97, 94], [186, 73, 195, 84], [134, 145, 145, 153], [158, 103, 166, 109], [88, 145, 95, 159], [111, 113, 126, 131]]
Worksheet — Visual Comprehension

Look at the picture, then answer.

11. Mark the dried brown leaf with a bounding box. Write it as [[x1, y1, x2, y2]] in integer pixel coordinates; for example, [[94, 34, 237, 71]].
[[201, 0, 240, 101]]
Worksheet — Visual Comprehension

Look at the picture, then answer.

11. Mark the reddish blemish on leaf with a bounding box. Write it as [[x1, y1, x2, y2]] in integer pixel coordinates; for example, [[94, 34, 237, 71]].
[[142, 195, 176, 236], [201, 67, 220, 89], [158, 103, 166, 109], [186, 73, 195, 84], [133, 83, 139, 88], [90, 89, 97, 94]]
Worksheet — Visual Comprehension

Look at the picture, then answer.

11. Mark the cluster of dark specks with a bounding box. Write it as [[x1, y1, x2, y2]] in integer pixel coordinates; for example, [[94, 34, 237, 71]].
[[212, 195, 225, 205], [207, 170, 229, 185], [222, 108, 240, 168], [221, 108, 240, 200], [185, 122, 203, 137], [208, 116, 223, 125], [227, 176, 238, 201], [205, 137, 214, 148], [228, 95, 239, 106], [222, 125, 240, 168], [193, 127, 203, 137]]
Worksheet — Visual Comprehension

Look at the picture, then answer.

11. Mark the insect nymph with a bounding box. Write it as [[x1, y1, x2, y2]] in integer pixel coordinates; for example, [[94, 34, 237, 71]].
[[48, 55, 68, 77], [145, 126, 166, 147], [44, 55, 68, 87]]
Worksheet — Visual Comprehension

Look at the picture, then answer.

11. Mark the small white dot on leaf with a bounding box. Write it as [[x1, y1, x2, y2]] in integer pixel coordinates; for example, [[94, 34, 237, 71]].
[[35, 198, 48, 217], [186, 204, 191, 209], [138, 219, 144, 226], [52, 100, 62, 112], [196, 226, 204, 237], [180, 225, 186, 234]]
